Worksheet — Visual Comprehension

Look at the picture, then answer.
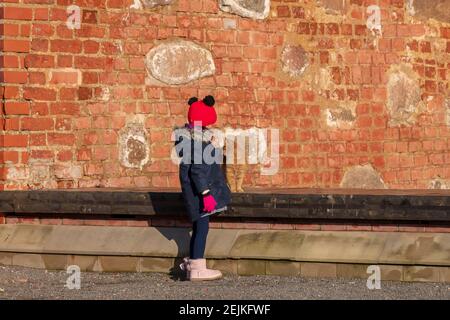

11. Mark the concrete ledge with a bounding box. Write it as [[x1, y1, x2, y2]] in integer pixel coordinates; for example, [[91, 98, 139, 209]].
[[0, 224, 449, 272]]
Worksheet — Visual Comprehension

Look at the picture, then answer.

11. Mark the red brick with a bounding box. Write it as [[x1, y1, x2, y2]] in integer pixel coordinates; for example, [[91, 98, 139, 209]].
[[1, 39, 30, 52], [6, 216, 19, 224], [2, 151, 19, 163], [21, 117, 54, 131], [20, 24, 31, 37], [0, 168, 7, 180], [209, 221, 222, 229], [74, 56, 106, 69], [293, 224, 321, 231], [29, 133, 46, 146], [1, 24, 19, 36], [32, 23, 54, 37], [25, 70, 43, 84], [127, 220, 149, 227], [50, 102, 80, 115], [2, 134, 28, 147], [83, 219, 106, 226], [23, 87, 56, 101], [18, 217, 40, 225], [220, 221, 242, 229], [30, 150, 54, 160], [277, 6, 291, 17], [424, 226, 450, 233], [50, 70, 80, 84], [271, 223, 294, 230], [62, 218, 85, 226], [47, 133, 75, 146], [346, 225, 372, 231], [50, 40, 82, 53], [40, 218, 62, 225], [398, 225, 425, 233], [4, 102, 29, 115], [3, 7, 33, 20], [2, 119, 19, 132], [320, 224, 347, 231], [57, 55, 73, 67], [3, 86, 20, 99], [106, 219, 129, 227], [372, 225, 399, 232], [35, 8, 49, 20]]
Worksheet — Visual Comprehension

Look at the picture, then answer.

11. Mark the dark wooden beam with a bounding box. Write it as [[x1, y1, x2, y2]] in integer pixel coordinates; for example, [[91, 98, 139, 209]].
[[0, 188, 449, 222]]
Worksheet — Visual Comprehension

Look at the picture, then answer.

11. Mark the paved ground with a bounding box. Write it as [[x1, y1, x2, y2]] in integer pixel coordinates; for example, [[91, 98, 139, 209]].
[[0, 265, 449, 300]]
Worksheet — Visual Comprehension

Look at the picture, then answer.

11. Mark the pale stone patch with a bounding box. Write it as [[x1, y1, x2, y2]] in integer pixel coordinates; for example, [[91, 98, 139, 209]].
[[141, 0, 175, 8], [340, 164, 386, 189], [53, 164, 83, 180], [223, 18, 237, 29], [429, 178, 450, 190], [219, 0, 271, 20], [27, 160, 58, 189], [113, 41, 123, 54], [312, 67, 333, 94], [316, 0, 347, 14], [366, 5, 382, 49], [101, 87, 110, 102], [280, 45, 310, 78], [130, 0, 143, 9], [49, 68, 82, 86], [119, 118, 150, 170], [145, 39, 216, 85], [386, 64, 425, 126], [325, 103, 356, 129], [406, 0, 450, 23], [6, 167, 29, 181], [130, 0, 175, 9], [446, 99, 450, 127]]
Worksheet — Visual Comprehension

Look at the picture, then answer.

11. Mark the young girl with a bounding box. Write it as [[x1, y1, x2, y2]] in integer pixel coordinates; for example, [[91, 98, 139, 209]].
[[175, 95, 231, 281]]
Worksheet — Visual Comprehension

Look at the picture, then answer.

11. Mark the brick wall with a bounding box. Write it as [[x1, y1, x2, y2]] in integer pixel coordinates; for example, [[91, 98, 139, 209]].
[[0, 0, 449, 191]]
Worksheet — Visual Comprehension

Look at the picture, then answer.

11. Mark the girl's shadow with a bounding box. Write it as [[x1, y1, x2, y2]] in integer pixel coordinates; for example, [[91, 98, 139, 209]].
[[148, 191, 192, 281], [154, 226, 191, 281]]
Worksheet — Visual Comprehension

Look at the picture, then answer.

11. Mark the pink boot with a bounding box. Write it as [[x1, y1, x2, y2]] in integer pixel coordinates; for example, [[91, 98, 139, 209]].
[[187, 259, 222, 281]]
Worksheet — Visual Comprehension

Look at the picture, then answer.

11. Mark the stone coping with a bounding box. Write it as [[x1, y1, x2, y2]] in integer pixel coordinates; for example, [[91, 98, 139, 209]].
[[0, 224, 448, 267], [1, 188, 450, 222]]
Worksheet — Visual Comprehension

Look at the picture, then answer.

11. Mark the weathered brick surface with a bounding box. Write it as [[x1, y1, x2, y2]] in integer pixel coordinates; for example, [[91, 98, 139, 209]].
[[301, 262, 337, 278], [404, 266, 441, 282], [0, 1, 449, 192], [266, 260, 301, 276], [237, 259, 266, 275]]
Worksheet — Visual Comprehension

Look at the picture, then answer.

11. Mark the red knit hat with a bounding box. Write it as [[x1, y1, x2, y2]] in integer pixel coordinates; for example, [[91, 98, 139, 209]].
[[187, 96, 217, 127]]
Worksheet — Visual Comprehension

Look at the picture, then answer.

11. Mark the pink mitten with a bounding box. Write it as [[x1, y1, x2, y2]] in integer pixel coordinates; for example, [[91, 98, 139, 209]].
[[203, 194, 217, 213]]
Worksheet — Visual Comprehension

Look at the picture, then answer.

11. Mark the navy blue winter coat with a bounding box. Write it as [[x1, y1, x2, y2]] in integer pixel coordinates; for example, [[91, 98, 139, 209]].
[[174, 125, 231, 222]]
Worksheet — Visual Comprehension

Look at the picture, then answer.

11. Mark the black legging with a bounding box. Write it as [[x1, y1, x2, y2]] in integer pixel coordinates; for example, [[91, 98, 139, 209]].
[[189, 215, 210, 259]]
